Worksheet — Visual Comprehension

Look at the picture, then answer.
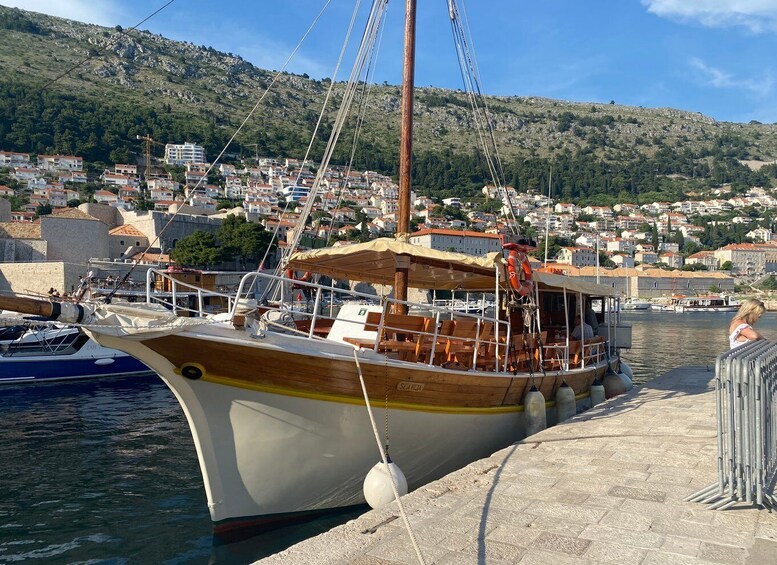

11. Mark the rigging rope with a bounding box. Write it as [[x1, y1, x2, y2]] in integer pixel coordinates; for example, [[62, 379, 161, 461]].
[[325, 14, 387, 245], [283, 0, 390, 263], [261, 0, 390, 304], [40, 0, 177, 91], [447, 0, 521, 234], [351, 348, 426, 565], [103, 0, 336, 303]]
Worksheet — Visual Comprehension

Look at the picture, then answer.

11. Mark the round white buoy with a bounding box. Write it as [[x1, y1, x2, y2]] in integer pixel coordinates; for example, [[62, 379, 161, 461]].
[[590, 378, 606, 406], [555, 381, 576, 422], [603, 372, 627, 398], [524, 385, 547, 437], [363, 459, 408, 509], [618, 372, 633, 391], [620, 361, 634, 380]]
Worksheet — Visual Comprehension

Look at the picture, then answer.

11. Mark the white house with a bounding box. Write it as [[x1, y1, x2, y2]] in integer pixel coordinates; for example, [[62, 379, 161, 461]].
[[408, 228, 501, 256], [165, 142, 206, 165], [37, 154, 83, 171]]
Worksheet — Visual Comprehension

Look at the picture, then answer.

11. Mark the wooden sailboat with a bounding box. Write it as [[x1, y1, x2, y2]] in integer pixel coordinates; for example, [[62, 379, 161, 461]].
[[0, 1, 631, 537]]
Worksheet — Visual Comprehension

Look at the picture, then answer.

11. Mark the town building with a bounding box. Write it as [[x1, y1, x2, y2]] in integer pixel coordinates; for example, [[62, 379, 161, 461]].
[[408, 229, 501, 256], [556, 246, 597, 267], [37, 154, 83, 171], [164, 142, 206, 165]]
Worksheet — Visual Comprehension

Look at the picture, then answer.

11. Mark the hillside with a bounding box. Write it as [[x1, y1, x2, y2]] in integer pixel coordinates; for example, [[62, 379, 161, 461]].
[[1, 5, 776, 203]]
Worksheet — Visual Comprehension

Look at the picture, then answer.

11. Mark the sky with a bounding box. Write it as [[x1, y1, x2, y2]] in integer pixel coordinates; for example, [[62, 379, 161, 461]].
[[3, 0, 777, 124]]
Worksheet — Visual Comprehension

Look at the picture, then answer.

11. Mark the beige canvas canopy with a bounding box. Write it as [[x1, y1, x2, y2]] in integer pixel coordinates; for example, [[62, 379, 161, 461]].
[[533, 271, 619, 297], [288, 238, 500, 291], [288, 238, 619, 296]]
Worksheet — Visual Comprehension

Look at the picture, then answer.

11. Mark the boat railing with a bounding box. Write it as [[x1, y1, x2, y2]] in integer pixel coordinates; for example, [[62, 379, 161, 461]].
[[231, 271, 512, 372], [143, 269, 240, 316], [142, 268, 611, 374]]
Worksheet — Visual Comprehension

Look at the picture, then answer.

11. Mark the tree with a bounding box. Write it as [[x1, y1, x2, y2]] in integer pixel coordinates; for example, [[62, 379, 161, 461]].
[[651, 222, 659, 249], [35, 203, 52, 217], [170, 231, 222, 268], [67, 199, 81, 207], [721, 260, 733, 271], [673, 229, 685, 249], [758, 276, 777, 291], [218, 214, 274, 269]]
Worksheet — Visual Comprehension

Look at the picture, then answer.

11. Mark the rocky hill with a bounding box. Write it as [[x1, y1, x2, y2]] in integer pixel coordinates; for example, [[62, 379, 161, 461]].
[[1, 6, 776, 201]]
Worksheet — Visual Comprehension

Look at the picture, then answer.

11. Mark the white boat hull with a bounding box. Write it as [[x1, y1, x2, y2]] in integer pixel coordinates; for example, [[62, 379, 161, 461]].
[[95, 330, 596, 533], [674, 306, 738, 313]]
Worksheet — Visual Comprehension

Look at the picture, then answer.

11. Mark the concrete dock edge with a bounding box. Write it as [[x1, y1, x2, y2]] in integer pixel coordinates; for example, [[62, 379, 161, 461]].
[[259, 367, 777, 564]]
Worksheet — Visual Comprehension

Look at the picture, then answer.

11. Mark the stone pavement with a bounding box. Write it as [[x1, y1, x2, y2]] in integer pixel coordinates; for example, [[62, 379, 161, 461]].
[[259, 367, 777, 564]]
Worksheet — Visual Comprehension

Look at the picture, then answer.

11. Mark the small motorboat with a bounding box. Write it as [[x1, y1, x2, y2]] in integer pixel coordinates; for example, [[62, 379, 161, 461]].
[[0, 324, 155, 385], [622, 298, 651, 311]]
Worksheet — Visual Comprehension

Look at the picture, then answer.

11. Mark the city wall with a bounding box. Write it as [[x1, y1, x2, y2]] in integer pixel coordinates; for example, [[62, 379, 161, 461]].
[[0, 261, 85, 296]]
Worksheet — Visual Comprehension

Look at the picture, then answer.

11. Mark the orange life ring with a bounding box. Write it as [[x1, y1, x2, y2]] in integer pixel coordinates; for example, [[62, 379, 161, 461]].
[[504, 248, 533, 297]]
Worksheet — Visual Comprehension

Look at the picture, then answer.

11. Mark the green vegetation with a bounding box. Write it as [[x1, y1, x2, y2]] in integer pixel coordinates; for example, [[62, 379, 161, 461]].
[[1, 5, 776, 204], [758, 276, 777, 291], [0, 8, 45, 34], [170, 231, 221, 268], [170, 214, 274, 268]]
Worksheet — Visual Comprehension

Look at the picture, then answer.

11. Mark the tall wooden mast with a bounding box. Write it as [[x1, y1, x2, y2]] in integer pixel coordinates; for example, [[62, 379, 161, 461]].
[[394, 0, 416, 313]]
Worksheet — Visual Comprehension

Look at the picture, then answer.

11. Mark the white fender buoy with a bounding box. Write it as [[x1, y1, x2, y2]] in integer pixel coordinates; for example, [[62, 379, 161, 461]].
[[590, 378, 606, 407], [524, 385, 547, 437], [363, 458, 408, 509], [555, 381, 576, 422], [603, 372, 627, 398], [619, 362, 634, 391]]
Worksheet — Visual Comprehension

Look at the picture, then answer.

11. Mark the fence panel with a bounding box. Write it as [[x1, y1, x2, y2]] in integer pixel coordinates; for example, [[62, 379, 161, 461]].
[[687, 340, 777, 510]]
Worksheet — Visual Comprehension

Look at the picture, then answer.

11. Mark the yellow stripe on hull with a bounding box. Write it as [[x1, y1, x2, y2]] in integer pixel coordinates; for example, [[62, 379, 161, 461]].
[[197, 373, 593, 415]]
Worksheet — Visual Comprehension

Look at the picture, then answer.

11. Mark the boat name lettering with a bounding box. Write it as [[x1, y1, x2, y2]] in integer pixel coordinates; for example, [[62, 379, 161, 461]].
[[397, 381, 424, 392]]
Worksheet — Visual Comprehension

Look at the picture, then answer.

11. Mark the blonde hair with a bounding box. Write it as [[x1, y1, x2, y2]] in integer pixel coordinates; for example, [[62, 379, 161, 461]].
[[736, 299, 766, 325]]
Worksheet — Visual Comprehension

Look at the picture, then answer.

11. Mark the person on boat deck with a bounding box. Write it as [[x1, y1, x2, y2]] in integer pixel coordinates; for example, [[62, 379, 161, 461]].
[[584, 300, 599, 336], [729, 298, 766, 349], [571, 313, 594, 340]]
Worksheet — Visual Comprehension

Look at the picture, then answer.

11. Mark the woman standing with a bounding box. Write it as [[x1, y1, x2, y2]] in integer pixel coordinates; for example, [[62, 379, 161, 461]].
[[729, 298, 766, 349]]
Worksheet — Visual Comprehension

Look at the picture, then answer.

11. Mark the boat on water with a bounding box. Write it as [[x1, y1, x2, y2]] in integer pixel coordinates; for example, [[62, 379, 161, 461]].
[[622, 298, 651, 311], [674, 295, 740, 313], [0, 323, 155, 385], [0, 247, 631, 534], [0, 0, 634, 537]]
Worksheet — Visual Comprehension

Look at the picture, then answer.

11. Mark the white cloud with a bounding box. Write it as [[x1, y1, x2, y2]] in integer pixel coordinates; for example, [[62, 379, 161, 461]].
[[689, 57, 774, 96], [0, 0, 125, 26], [642, 0, 777, 32]]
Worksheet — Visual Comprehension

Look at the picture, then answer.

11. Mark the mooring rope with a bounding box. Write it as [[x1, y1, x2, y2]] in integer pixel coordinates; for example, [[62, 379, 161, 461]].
[[351, 348, 425, 565]]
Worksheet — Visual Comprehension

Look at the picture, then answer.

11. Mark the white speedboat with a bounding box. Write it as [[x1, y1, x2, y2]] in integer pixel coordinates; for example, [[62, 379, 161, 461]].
[[622, 298, 651, 311]]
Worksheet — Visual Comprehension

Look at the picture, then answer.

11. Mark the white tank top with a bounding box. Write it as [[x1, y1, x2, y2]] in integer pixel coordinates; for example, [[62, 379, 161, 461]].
[[729, 323, 752, 349]]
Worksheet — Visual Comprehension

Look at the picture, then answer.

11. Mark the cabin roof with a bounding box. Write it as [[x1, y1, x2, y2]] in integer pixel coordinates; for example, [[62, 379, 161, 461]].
[[289, 237, 618, 295]]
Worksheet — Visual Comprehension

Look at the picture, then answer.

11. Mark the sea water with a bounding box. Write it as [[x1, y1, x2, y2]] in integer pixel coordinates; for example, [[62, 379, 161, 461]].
[[0, 311, 774, 563]]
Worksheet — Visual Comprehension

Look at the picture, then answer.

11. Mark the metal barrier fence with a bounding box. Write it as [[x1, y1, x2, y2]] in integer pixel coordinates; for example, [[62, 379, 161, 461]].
[[687, 340, 777, 510]]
